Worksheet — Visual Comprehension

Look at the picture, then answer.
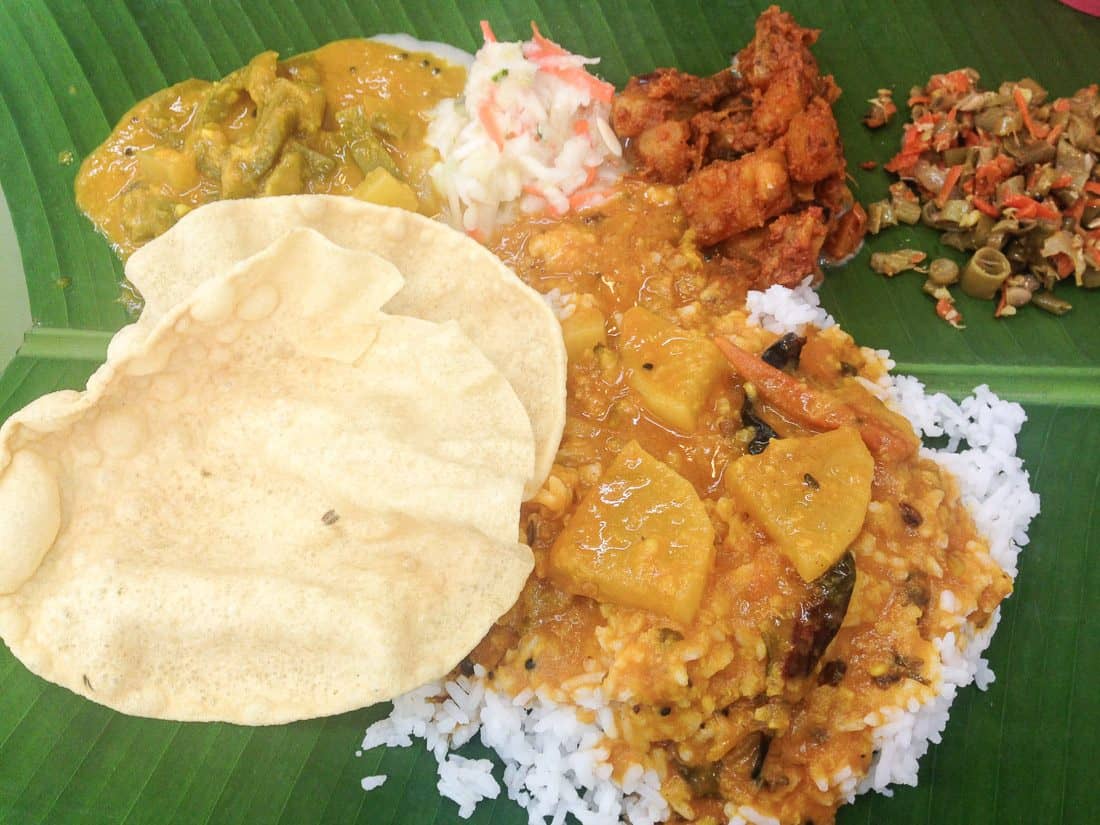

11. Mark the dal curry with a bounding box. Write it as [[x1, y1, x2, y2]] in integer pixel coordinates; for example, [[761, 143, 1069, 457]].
[[477, 186, 1012, 823]]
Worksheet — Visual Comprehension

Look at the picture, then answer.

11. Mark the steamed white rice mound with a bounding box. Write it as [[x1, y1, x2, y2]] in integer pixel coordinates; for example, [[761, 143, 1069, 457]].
[[358, 280, 1040, 824], [427, 22, 625, 240]]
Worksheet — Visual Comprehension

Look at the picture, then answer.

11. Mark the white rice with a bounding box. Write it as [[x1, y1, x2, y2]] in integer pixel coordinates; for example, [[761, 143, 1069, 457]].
[[358, 281, 1039, 823], [744, 277, 835, 334], [359, 775, 386, 792], [360, 666, 667, 825], [426, 24, 624, 240]]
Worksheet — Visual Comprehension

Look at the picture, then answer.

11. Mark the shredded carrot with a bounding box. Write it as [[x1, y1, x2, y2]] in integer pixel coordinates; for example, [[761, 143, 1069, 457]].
[[522, 23, 615, 102], [528, 22, 569, 59], [1053, 252, 1076, 279], [478, 97, 505, 151], [973, 155, 1017, 199], [931, 110, 957, 152], [1046, 122, 1065, 145], [1066, 197, 1087, 224], [971, 196, 1001, 218], [480, 20, 497, 43], [1053, 97, 1071, 113], [944, 70, 973, 95], [573, 120, 590, 137], [1002, 193, 1060, 221], [907, 93, 932, 106], [927, 70, 973, 97], [523, 183, 567, 216], [884, 122, 929, 174], [1013, 87, 1050, 141], [466, 227, 485, 242], [936, 297, 964, 328], [537, 62, 615, 103], [1085, 181, 1100, 195], [1053, 174, 1075, 189], [936, 165, 964, 207], [569, 187, 610, 211]]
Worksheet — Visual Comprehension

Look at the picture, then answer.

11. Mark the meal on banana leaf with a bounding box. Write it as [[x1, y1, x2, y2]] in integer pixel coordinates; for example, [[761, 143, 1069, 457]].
[[870, 68, 1100, 319], [0, 6, 1041, 825]]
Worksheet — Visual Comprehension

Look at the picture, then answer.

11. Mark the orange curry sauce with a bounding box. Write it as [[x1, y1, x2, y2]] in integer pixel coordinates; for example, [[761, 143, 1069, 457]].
[[479, 183, 1012, 825]]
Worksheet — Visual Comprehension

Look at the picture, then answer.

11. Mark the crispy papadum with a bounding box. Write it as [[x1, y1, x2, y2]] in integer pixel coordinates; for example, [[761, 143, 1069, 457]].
[[0, 229, 534, 724], [126, 196, 566, 499]]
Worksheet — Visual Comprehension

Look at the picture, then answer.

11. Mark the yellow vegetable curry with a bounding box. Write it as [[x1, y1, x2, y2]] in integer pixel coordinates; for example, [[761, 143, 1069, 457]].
[[75, 39, 464, 257]]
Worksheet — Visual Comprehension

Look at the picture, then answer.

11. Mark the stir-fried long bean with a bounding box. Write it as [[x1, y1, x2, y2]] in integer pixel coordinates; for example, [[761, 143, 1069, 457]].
[[869, 69, 1100, 319]]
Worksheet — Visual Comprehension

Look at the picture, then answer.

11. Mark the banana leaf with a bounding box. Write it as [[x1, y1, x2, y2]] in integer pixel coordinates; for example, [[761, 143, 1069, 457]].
[[1, 2, 1097, 824]]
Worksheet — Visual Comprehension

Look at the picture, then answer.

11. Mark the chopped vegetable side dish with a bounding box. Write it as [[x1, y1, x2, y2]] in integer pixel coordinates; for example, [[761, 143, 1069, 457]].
[[871, 69, 1100, 318]]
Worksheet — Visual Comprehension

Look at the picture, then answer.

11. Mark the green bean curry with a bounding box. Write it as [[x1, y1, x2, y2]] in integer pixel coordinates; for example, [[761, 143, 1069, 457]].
[[75, 39, 464, 258]]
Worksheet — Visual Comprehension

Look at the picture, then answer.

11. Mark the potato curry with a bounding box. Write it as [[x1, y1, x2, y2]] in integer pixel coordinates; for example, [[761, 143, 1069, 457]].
[[75, 39, 464, 257], [476, 181, 1011, 824]]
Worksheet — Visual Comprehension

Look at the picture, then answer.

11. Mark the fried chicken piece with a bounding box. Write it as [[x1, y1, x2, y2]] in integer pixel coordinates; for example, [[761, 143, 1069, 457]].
[[738, 7, 840, 138], [811, 175, 867, 262], [612, 67, 742, 178], [785, 98, 844, 183], [751, 68, 814, 138], [632, 66, 741, 107], [717, 208, 829, 289], [611, 67, 741, 139], [634, 119, 694, 183], [611, 4, 865, 282], [822, 202, 868, 263], [610, 84, 678, 140], [678, 147, 793, 246], [691, 101, 762, 162], [736, 6, 822, 91]]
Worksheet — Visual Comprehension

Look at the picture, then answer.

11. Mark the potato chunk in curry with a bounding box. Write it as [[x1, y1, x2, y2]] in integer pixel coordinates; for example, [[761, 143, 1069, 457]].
[[548, 440, 715, 625], [620, 306, 727, 432], [725, 427, 873, 581], [560, 302, 608, 362]]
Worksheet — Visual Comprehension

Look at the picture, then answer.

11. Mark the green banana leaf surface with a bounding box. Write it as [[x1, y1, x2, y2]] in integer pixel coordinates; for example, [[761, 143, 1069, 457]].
[[1, 1, 1098, 823]]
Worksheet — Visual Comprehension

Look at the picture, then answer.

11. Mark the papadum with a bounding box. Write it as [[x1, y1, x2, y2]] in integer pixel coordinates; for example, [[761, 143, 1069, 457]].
[[126, 196, 567, 499], [0, 229, 535, 724]]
